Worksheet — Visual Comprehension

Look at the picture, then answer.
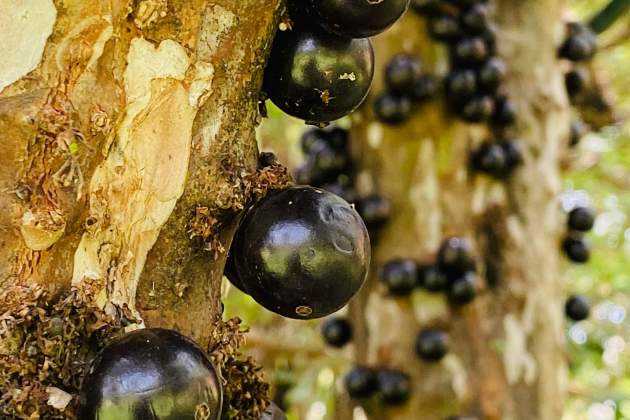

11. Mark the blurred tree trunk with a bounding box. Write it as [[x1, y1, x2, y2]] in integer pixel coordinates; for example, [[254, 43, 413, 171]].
[[347, 2, 570, 420], [0, 0, 282, 349]]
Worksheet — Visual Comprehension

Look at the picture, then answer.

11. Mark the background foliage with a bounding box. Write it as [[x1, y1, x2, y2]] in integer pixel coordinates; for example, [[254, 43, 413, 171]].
[[224, 1, 630, 418]]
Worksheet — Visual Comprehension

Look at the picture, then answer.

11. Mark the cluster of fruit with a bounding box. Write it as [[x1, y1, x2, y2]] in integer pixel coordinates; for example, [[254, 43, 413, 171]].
[[295, 126, 392, 239], [408, 0, 524, 180], [373, 53, 440, 124], [561, 21, 598, 146], [264, 0, 412, 124]]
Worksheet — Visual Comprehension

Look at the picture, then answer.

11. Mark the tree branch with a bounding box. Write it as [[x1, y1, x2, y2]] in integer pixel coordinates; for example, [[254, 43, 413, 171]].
[[590, 0, 630, 34]]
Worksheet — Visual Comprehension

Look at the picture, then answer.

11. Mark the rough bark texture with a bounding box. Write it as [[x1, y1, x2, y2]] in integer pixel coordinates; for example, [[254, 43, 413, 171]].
[[347, 2, 569, 419], [0, 0, 283, 350]]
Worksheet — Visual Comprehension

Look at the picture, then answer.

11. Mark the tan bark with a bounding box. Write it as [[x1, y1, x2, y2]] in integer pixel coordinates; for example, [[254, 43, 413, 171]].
[[0, 0, 283, 350], [347, 2, 570, 419]]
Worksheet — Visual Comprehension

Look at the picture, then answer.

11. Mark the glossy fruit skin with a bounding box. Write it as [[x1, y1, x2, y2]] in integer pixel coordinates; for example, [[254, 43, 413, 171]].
[[379, 259, 419, 296], [232, 186, 371, 319], [385, 54, 423, 94], [448, 272, 478, 304], [264, 25, 374, 123], [459, 95, 495, 123], [321, 317, 353, 347], [446, 69, 478, 98], [415, 329, 449, 361], [412, 74, 440, 102], [419, 265, 449, 292], [499, 140, 524, 172], [568, 207, 595, 232], [472, 142, 507, 176], [462, 4, 490, 32], [374, 93, 413, 125], [78, 329, 222, 420], [562, 233, 591, 263], [453, 37, 489, 64], [428, 16, 463, 41], [357, 194, 392, 230], [261, 402, 287, 420], [345, 367, 378, 399], [321, 181, 358, 204], [478, 57, 507, 92], [559, 24, 597, 62], [565, 295, 591, 321], [565, 68, 588, 98], [307, 0, 410, 39], [492, 96, 517, 127], [377, 369, 411, 406], [438, 237, 475, 274]]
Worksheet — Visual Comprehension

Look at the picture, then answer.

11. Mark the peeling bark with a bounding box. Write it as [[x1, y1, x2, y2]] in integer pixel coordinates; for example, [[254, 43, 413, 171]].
[[0, 0, 284, 352]]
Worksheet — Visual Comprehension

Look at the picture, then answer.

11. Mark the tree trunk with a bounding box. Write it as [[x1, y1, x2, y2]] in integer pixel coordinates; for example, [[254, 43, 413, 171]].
[[347, 2, 569, 419]]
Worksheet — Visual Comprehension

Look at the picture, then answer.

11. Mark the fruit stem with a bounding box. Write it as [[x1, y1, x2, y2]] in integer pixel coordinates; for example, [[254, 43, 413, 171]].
[[589, 0, 630, 34]]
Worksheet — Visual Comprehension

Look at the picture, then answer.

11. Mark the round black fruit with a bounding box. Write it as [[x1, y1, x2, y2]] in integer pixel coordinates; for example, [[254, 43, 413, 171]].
[[438, 237, 474, 273], [446, 69, 478, 98], [415, 329, 449, 361], [472, 142, 507, 177], [478, 57, 507, 92], [565, 294, 591, 321], [419, 265, 449, 292], [448, 272, 478, 305], [568, 206, 595, 232], [264, 25, 374, 123], [459, 95, 495, 123], [565, 68, 589, 98], [377, 369, 411, 406], [559, 34, 597, 62], [379, 258, 419, 296], [374, 92, 413, 125], [385, 54, 423, 94], [321, 317, 353, 347], [453, 37, 489, 64], [562, 233, 591, 263], [78, 328, 222, 420], [261, 401, 288, 420], [307, 0, 410, 39], [357, 194, 392, 230], [412, 74, 440, 102], [462, 4, 491, 32], [499, 140, 524, 173], [492, 96, 517, 127], [345, 366, 378, 399], [232, 186, 371, 319], [428, 16, 462, 42]]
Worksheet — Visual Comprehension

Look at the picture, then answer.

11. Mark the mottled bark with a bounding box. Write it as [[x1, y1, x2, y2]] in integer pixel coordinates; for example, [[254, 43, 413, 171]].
[[0, 0, 283, 349], [348, 2, 569, 419]]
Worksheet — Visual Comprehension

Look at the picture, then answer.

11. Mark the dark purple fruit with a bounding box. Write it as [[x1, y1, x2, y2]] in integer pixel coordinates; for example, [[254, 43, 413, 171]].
[[78, 328, 222, 420], [379, 258, 419, 296], [472, 142, 507, 177], [478, 57, 507, 92], [261, 402, 288, 420], [562, 233, 591, 263], [411, 0, 448, 16], [461, 4, 491, 32], [301, 127, 350, 154], [412, 74, 440, 102], [415, 329, 449, 361], [446, 69, 478, 98], [327, 127, 351, 151], [448, 272, 478, 304], [565, 68, 589, 98], [499, 140, 524, 172], [345, 366, 378, 399], [264, 25, 374, 123], [385, 54, 423, 94], [428, 16, 463, 42], [321, 317, 353, 347], [453, 37, 489, 64], [491, 96, 516, 127], [321, 181, 358, 204], [565, 295, 591, 321], [374, 92, 413, 125], [357, 194, 392, 230], [377, 369, 411, 406], [232, 186, 371, 319], [438, 237, 474, 273], [307, 0, 410, 39], [419, 265, 449, 292], [459, 95, 495, 123], [570, 120, 589, 147], [301, 129, 328, 154], [568, 207, 595, 232], [559, 29, 597, 62]]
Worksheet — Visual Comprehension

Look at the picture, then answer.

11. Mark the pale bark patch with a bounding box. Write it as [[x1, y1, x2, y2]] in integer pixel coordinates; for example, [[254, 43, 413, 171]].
[[504, 313, 537, 385], [0, 0, 56, 92]]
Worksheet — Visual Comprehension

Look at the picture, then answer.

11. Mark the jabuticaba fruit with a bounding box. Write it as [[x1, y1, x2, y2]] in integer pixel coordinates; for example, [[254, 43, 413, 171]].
[[261, 401, 288, 420], [307, 0, 411, 39], [232, 186, 371, 319], [264, 24, 375, 123], [78, 328, 222, 420]]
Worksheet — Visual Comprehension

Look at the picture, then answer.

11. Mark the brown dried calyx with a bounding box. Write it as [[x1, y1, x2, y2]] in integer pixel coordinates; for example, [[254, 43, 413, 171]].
[[209, 318, 271, 420], [0, 280, 137, 419]]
